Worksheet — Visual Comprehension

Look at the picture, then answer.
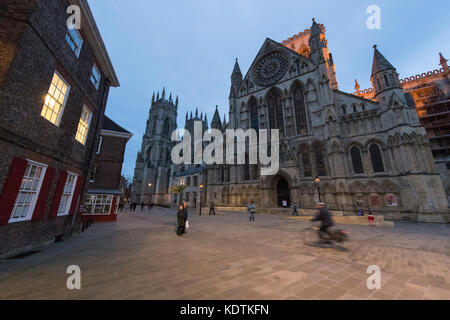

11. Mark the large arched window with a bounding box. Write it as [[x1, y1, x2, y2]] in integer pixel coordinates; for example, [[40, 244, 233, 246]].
[[152, 116, 157, 134], [314, 142, 327, 176], [163, 117, 170, 137], [350, 146, 364, 174], [369, 144, 385, 173], [244, 153, 250, 181], [294, 87, 308, 135], [244, 165, 250, 181], [249, 99, 259, 130], [268, 90, 284, 138]]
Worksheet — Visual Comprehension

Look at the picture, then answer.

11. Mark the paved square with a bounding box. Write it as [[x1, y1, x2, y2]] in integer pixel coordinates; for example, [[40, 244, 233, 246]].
[[0, 209, 449, 300]]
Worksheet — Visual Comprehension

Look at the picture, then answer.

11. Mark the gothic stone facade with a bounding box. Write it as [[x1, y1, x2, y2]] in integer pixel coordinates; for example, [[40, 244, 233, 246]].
[[204, 19, 448, 220], [355, 53, 450, 204]]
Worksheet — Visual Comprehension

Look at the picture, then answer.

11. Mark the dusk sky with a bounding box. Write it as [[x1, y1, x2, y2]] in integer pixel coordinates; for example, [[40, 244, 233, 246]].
[[87, 0, 450, 179]]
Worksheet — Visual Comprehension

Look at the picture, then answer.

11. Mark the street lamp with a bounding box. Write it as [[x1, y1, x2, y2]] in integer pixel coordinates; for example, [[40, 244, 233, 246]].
[[314, 176, 322, 203], [199, 184, 204, 216], [148, 183, 153, 203]]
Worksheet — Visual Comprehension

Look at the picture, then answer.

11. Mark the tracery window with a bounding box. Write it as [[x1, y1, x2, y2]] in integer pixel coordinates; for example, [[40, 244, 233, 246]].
[[294, 87, 307, 135], [268, 91, 284, 138], [350, 147, 364, 174], [370, 144, 385, 173], [250, 99, 259, 130]]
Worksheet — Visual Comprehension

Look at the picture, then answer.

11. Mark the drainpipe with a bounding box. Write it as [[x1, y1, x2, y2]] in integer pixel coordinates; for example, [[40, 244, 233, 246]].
[[71, 78, 111, 232]]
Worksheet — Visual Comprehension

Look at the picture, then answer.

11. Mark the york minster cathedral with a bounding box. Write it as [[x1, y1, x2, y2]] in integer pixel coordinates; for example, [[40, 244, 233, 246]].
[[133, 19, 449, 220]]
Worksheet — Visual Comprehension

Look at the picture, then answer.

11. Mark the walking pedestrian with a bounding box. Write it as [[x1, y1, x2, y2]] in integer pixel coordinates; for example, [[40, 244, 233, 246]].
[[248, 200, 256, 221], [209, 201, 216, 215], [150, 202, 154, 210], [182, 201, 189, 234], [292, 202, 299, 216], [176, 205, 186, 236]]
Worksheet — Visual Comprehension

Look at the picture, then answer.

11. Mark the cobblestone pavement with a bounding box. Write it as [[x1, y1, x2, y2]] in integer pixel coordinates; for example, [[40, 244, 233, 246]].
[[0, 208, 449, 300]]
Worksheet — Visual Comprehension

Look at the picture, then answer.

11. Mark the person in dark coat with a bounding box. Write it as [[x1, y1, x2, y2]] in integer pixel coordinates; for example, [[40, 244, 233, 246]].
[[176, 205, 185, 236], [209, 202, 216, 215], [311, 203, 334, 243]]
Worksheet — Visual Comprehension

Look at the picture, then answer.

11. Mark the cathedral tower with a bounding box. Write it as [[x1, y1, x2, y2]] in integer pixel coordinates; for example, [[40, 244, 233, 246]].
[[132, 88, 178, 205]]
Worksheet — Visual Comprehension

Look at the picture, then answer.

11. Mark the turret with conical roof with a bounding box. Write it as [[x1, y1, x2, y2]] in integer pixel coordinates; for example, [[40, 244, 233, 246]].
[[211, 105, 223, 131], [231, 58, 243, 89], [370, 45, 405, 106]]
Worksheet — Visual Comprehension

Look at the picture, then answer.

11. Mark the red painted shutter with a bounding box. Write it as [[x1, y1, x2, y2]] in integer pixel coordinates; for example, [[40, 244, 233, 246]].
[[31, 167, 55, 221], [0, 157, 28, 225], [48, 171, 67, 219], [110, 196, 117, 215], [69, 176, 83, 216]]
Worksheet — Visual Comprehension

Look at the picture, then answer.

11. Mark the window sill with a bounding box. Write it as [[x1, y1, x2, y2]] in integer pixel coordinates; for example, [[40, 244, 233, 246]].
[[8, 218, 32, 224]]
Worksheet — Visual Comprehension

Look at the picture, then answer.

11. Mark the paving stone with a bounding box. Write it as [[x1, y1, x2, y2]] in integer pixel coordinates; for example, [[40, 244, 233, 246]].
[[0, 209, 448, 300]]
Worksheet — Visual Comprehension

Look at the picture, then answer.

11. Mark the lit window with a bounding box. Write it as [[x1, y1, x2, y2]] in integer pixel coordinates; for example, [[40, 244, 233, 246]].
[[10, 161, 47, 223], [75, 105, 92, 145], [41, 72, 70, 126], [85, 194, 113, 215], [90, 64, 100, 90], [57, 173, 78, 216], [65, 24, 83, 57]]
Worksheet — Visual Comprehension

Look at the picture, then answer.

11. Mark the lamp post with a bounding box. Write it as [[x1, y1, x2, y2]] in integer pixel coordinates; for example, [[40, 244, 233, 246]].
[[314, 176, 321, 203], [199, 184, 204, 216], [148, 183, 153, 203]]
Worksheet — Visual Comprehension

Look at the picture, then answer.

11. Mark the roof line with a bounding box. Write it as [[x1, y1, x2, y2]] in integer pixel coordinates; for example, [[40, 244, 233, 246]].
[[71, 0, 119, 87]]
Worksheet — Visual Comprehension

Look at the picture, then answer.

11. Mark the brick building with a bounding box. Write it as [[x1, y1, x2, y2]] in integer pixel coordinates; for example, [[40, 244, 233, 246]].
[[83, 116, 132, 222], [0, 0, 119, 257]]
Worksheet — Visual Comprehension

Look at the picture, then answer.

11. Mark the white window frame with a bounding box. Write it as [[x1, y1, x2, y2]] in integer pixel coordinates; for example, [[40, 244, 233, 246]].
[[96, 136, 103, 154], [57, 172, 78, 217], [41, 71, 71, 127], [9, 160, 48, 224], [90, 64, 101, 90], [75, 105, 92, 145], [65, 24, 83, 58], [85, 194, 113, 215]]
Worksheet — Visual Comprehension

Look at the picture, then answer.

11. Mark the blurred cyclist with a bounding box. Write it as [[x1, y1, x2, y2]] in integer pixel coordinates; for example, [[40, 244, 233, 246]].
[[311, 203, 334, 244]]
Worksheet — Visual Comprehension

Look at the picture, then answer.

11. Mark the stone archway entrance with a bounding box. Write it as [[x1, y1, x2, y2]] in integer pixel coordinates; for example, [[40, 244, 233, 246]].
[[277, 177, 291, 207]]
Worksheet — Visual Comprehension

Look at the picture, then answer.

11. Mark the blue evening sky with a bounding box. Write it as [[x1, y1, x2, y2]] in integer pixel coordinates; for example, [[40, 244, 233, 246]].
[[87, 0, 450, 179]]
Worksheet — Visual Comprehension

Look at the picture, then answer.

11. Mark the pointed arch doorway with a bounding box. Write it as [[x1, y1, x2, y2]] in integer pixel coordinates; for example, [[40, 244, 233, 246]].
[[277, 177, 291, 208]]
